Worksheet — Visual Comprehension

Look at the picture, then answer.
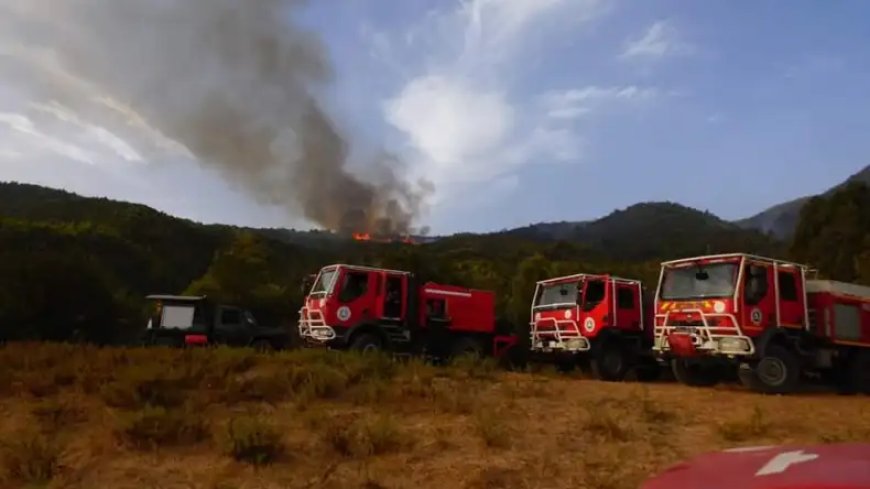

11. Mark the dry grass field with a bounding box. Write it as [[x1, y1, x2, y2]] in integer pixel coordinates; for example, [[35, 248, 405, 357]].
[[1, 343, 869, 489]]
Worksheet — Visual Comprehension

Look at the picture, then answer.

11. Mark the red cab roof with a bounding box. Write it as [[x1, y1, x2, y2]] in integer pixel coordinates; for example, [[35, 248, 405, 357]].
[[661, 253, 810, 270]]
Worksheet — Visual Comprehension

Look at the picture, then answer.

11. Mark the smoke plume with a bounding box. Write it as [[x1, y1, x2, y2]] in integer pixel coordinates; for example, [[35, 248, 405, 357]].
[[0, 0, 430, 235]]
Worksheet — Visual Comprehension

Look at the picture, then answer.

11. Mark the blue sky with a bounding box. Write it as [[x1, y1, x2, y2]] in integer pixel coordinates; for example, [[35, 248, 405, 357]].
[[2, 0, 869, 234]]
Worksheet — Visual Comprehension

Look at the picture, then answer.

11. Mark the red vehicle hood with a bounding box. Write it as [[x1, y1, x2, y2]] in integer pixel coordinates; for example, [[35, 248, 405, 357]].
[[641, 444, 870, 489]]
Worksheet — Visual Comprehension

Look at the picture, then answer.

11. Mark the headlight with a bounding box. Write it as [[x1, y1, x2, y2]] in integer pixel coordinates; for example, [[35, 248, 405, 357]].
[[566, 339, 583, 350], [718, 337, 750, 352]]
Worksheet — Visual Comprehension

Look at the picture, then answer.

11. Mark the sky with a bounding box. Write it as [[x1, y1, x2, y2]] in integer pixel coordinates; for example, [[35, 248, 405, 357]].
[[1, 0, 869, 235]]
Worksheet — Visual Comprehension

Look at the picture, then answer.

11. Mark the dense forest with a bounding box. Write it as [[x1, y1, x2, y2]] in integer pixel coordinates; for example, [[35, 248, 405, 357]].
[[0, 180, 867, 344]]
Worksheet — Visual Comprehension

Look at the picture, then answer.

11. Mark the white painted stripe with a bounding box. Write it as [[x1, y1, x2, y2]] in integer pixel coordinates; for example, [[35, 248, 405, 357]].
[[424, 289, 472, 298]]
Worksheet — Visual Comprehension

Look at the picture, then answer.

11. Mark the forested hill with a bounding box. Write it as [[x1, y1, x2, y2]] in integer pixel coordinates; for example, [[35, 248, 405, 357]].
[[0, 180, 867, 344], [736, 163, 870, 239]]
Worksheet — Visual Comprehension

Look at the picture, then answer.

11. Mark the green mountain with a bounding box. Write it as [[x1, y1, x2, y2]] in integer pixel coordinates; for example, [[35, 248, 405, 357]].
[[736, 164, 870, 239]]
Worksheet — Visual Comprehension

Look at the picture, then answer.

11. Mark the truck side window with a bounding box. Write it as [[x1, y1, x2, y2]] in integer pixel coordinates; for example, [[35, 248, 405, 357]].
[[744, 265, 769, 306], [617, 287, 634, 309], [583, 280, 606, 311], [339, 271, 369, 303], [778, 271, 798, 301], [221, 308, 241, 326]]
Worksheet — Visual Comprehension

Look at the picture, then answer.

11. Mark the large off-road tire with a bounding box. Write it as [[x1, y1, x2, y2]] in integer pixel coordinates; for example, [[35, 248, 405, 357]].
[[591, 341, 631, 382], [671, 359, 720, 387], [451, 337, 484, 359], [751, 345, 802, 395], [849, 350, 870, 395], [349, 333, 383, 353]]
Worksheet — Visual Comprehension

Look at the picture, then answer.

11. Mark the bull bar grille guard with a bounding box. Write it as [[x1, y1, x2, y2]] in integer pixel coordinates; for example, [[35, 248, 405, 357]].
[[529, 316, 591, 353], [653, 309, 755, 356], [297, 306, 336, 341]]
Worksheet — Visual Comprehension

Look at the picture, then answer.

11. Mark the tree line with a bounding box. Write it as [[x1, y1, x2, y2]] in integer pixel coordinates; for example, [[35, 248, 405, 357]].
[[0, 182, 867, 344]]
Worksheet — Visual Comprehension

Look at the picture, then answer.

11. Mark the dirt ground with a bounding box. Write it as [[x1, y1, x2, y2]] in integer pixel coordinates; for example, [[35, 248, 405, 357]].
[[1, 344, 869, 489]]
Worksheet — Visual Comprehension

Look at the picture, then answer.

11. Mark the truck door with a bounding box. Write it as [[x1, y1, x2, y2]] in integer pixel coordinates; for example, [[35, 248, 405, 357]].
[[581, 278, 609, 334], [382, 274, 406, 320], [335, 269, 373, 325], [214, 306, 253, 346], [615, 283, 641, 331], [776, 267, 805, 328], [740, 261, 776, 332]]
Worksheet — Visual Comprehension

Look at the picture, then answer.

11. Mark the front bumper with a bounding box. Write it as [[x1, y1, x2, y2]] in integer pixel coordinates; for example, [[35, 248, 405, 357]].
[[652, 330, 755, 357], [530, 336, 591, 353]]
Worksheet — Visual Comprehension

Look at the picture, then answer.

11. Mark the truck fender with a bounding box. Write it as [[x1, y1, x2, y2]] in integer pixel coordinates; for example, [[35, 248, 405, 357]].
[[754, 328, 791, 358]]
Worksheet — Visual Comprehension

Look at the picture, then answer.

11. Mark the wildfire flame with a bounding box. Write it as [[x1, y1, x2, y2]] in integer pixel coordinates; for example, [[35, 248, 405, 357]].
[[350, 232, 417, 245]]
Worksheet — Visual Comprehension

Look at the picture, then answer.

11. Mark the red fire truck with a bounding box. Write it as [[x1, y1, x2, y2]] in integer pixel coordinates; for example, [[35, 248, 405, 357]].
[[652, 253, 870, 394], [529, 273, 660, 381], [297, 264, 519, 360]]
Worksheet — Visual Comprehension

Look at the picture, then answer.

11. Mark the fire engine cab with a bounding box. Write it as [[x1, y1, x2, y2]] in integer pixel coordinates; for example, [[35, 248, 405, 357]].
[[652, 253, 870, 394], [529, 273, 659, 381], [298, 264, 518, 360]]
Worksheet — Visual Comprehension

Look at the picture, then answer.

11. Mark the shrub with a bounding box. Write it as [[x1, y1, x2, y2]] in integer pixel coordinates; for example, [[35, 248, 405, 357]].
[[583, 412, 632, 442], [222, 416, 284, 465], [473, 408, 511, 449], [717, 406, 771, 442], [119, 405, 208, 449], [31, 398, 88, 432], [221, 373, 292, 404], [288, 364, 349, 400], [100, 365, 194, 409], [0, 431, 61, 485], [322, 414, 407, 458]]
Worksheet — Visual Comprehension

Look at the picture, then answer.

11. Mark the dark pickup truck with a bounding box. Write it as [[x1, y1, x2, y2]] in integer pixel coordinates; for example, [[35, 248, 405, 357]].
[[140, 295, 292, 350]]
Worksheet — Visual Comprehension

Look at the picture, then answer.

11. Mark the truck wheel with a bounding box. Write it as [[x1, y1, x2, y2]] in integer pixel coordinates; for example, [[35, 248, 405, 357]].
[[752, 345, 801, 394], [451, 337, 483, 359], [251, 339, 273, 353], [849, 351, 870, 395], [591, 342, 630, 382], [349, 333, 383, 353], [671, 359, 720, 387]]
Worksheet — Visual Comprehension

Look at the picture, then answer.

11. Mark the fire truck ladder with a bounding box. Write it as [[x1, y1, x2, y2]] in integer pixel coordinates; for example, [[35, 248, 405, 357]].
[[297, 306, 336, 341], [530, 316, 590, 352]]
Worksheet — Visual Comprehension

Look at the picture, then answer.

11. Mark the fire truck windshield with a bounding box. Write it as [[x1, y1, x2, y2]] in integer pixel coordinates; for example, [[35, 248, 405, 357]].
[[660, 262, 738, 300], [536, 281, 580, 308], [310, 268, 338, 295]]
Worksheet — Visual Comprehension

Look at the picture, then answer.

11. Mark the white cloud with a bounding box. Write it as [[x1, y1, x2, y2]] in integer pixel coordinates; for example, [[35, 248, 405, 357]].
[[539, 86, 658, 120], [376, 0, 625, 212], [621, 20, 695, 61], [384, 75, 515, 183]]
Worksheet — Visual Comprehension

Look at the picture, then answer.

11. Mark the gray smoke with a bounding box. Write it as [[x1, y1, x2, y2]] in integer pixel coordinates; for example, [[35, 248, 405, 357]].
[[0, 0, 430, 235]]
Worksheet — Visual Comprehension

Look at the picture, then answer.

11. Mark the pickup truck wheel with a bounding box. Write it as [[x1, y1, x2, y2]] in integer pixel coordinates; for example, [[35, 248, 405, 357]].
[[350, 333, 382, 353], [671, 359, 720, 387], [251, 339, 273, 353]]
